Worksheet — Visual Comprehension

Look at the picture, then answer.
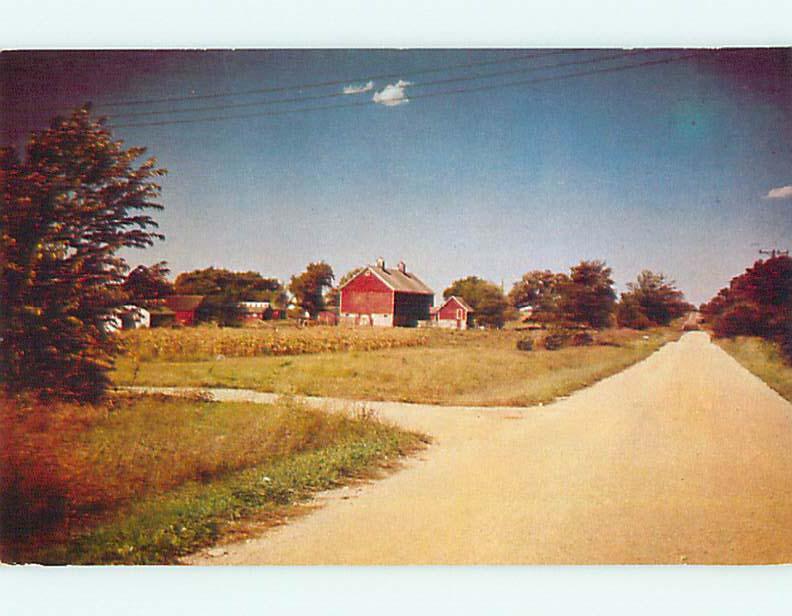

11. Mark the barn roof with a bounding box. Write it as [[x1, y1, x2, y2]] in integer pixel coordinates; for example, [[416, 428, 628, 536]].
[[165, 295, 204, 312], [368, 265, 434, 295], [442, 295, 474, 312]]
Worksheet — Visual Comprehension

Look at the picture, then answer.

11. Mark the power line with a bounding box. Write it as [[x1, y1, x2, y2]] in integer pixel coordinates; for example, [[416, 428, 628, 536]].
[[93, 49, 575, 108], [108, 50, 649, 120], [109, 53, 697, 130]]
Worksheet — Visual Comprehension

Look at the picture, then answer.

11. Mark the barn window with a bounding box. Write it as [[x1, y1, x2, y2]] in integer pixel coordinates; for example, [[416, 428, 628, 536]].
[[456, 308, 463, 320]]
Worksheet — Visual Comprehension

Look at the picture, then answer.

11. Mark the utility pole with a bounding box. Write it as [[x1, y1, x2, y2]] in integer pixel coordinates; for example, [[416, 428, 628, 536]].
[[758, 248, 789, 259]]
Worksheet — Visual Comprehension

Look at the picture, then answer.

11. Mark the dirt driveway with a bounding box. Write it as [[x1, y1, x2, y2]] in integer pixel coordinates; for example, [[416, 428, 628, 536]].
[[184, 332, 792, 564]]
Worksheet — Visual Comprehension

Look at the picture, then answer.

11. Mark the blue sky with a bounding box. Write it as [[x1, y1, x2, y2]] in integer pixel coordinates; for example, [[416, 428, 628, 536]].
[[2, 49, 790, 304]]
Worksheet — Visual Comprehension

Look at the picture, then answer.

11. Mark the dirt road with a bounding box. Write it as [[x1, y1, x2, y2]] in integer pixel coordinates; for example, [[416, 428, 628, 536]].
[[187, 332, 792, 564]]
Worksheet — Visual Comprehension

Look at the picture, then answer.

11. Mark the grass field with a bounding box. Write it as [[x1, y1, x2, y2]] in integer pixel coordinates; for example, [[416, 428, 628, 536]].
[[113, 326, 682, 407], [0, 394, 425, 564], [716, 336, 792, 403]]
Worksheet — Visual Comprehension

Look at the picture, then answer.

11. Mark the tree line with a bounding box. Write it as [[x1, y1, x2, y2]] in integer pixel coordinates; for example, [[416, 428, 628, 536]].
[[444, 262, 691, 330]]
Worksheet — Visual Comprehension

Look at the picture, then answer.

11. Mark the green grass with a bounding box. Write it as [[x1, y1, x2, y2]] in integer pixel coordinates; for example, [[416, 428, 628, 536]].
[[716, 336, 792, 402], [1, 395, 425, 564], [113, 327, 682, 407]]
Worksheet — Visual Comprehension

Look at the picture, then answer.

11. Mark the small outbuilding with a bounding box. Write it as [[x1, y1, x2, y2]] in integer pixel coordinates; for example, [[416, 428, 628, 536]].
[[164, 295, 204, 326], [433, 296, 474, 330]]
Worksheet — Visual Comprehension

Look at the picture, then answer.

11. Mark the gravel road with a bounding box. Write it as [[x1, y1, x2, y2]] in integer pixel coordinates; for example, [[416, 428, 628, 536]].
[[177, 332, 792, 564]]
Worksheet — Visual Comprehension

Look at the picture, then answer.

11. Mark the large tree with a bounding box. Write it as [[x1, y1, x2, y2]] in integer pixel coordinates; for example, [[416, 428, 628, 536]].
[[174, 267, 286, 324], [1, 107, 166, 400], [617, 270, 690, 327], [123, 261, 173, 300], [558, 260, 617, 329], [444, 276, 508, 328], [289, 261, 334, 318], [508, 270, 569, 322]]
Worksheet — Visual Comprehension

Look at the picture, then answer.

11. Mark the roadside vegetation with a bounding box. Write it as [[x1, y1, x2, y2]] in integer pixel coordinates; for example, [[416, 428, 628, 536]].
[[114, 326, 682, 406], [0, 394, 426, 564], [716, 337, 792, 403]]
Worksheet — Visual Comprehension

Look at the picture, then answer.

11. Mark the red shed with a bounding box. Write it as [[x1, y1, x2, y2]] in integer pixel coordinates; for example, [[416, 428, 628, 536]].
[[164, 295, 204, 326], [434, 296, 474, 330], [339, 259, 434, 327]]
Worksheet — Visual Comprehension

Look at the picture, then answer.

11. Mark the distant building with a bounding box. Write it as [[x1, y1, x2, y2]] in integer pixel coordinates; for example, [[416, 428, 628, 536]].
[[119, 305, 151, 329], [99, 305, 151, 333], [339, 259, 434, 327], [433, 296, 474, 330], [163, 295, 204, 326], [316, 310, 339, 326], [147, 305, 176, 327], [238, 300, 270, 323]]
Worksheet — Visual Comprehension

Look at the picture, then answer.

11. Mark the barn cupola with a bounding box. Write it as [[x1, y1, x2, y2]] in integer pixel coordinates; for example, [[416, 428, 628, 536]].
[[376, 257, 385, 269], [398, 261, 407, 274]]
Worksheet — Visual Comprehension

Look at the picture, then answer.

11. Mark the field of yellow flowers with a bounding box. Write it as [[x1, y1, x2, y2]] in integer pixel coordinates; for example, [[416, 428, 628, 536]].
[[120, 325, 432, 361]]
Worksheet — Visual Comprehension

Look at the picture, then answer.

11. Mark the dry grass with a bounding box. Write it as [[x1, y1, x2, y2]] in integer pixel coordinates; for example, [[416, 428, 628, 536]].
[[0, 394, 424, 563], [113, 327, 681, 407], [716, 336, 792, 402]]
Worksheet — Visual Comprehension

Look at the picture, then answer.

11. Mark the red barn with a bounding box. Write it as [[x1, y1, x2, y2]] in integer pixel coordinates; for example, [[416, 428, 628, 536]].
[[434, 296, 474, 330], [164, 295, 204, 326], [339, 259, 434, 327]]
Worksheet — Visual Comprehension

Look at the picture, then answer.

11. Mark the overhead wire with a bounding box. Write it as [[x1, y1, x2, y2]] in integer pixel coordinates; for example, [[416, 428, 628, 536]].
[[90, 49, 575, 108], [108, 49, 648, 120], [108, 52, 699, 130]]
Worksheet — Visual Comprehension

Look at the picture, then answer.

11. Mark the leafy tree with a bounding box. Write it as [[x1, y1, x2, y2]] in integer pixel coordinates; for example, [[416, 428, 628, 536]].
[[617, 270, 690, 327], [289, 261, 334, 318], [174, 267, 286, 324], [444, 276, 508, 328], [508, 270, 569, 322], [1, 107, 166, 400], [615, 293, 654, 329], [123, 262, 173, 300], [702, 256, 792, 360], [324, 287, 340, 312], [558, 260, 617, 329]]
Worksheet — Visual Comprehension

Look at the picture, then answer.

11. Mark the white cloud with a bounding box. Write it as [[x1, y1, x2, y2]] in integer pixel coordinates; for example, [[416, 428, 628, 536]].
[[343, 80, 374, 95], [372, 80, 412, 106], [764, 185, 792, 200]]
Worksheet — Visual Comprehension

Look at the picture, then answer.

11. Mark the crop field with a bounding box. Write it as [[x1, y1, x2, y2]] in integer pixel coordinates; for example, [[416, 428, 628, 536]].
[[1, 394, 425, 564], [120, 324, 432, 361], [114, 325, 683, 407]]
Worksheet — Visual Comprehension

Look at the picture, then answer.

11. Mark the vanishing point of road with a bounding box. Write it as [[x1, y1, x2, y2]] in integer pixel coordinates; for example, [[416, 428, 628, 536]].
[[188, 332, 792, 564]]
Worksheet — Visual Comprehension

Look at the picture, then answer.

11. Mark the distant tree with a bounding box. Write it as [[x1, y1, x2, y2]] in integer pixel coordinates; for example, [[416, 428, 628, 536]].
[[508, 270, 569, 323], [289, 261, 334, 318], [444, 276, 508, 328], [615, 293, 654, 329], [174, 267, 286, 324], [324, 287, 340, 313], [1, 106, 166, 400], [618, 270, 690, 327], [558, 260, 617, 329], [123, 262, 173, 300]]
